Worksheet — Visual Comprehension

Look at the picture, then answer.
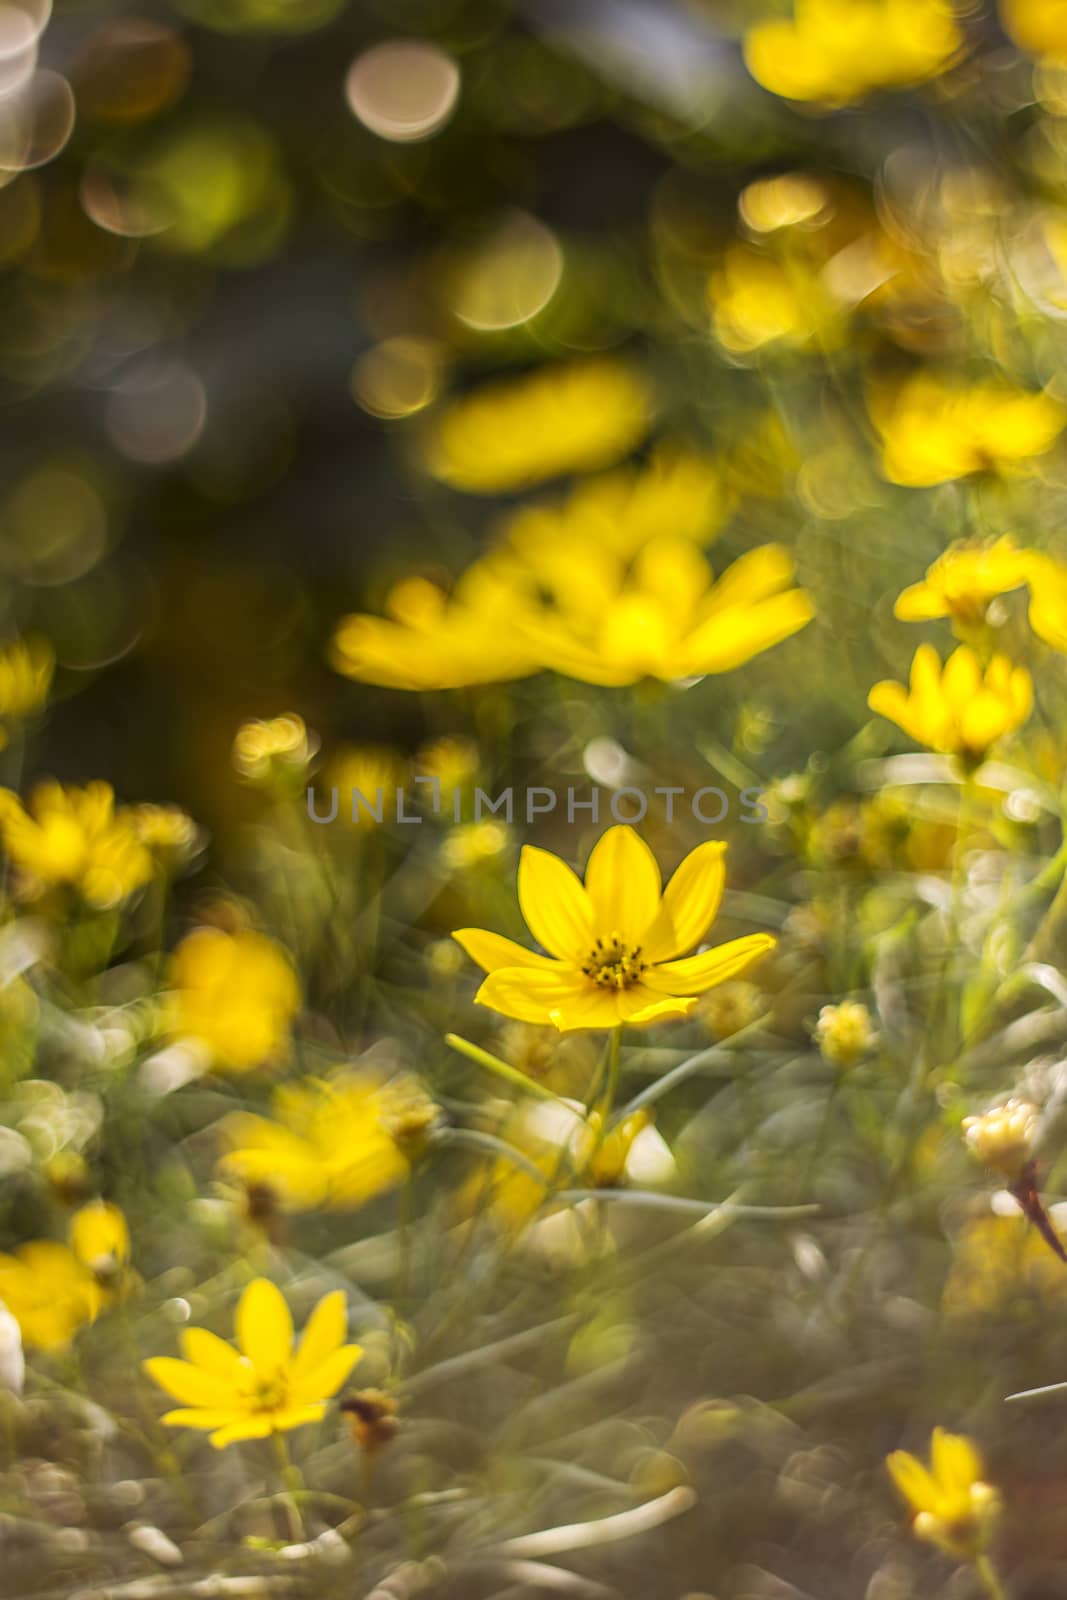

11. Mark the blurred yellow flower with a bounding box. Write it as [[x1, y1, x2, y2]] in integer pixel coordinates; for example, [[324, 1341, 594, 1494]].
[[424, 359, 650, 493], [813, 1000, 878, 1067], [130, 804, 200, 865], [441, 820, 509, 869], [501, 442, 727, 559], [219, 1070, 437, 1211], [511, 537, 814, 687], [70, 1200, 130, 1280], [331, 568, 540, 691], [868, 643, 1032, 761], [0, 637, 53, 719], [708, 245, 842, 353], [453, 825, 775, 1032], [144, 1277, 362, 1450], [166, 927, 300, 1071], [962, 1097, 1039, 1178], [869, 371, 1065, 486], [886, 1428, 1001, 1557], [744, 0, 963, 105], [232, 712, 316, 787], [0, 781, 152, 909], [944, 1209, 1067, 1315], [324, 744, 408, 826], [1002, 0, 1067, 61], [895, 536, 1033, 628], [0, 1241, 105, 1351], [1023, 550, 1067, 651]]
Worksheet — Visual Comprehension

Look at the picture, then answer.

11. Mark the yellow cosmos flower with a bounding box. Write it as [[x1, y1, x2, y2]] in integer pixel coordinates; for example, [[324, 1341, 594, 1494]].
[[501, 441, 727, 560], [509, 537, 814, 687], [0, 637, 54, 719], [744, 0, 963, 105], [894, 536, 1033, 628], [868, 643, 1032, 762], [869, 371, 1065, 486], [166, 927, 300, 1072], [708, 245, 843, 354], [1001, 0, 1067, 61], [144, 1278, 362, 1450], [0, 1201, 129, 1351], [887, 1428, 1001, 1557], [1023, 550, 1067, 652], [453, 825, 775, 1032], [423, 358, 650, 494], [0, 781, 152, 909], [218, 1070, 437, 1211], [331, 567, 539, 692]]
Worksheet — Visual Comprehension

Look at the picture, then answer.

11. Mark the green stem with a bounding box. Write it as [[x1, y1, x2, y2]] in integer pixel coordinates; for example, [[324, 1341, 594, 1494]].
[[974, 1553, 1009, 1600], [272, 1431, 305, 1543]]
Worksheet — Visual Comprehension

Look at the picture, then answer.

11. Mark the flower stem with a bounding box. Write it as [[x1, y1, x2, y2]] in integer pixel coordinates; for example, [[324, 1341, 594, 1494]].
[[272, 1431, 305, 1543], [974, 1553, 1009, 1600]]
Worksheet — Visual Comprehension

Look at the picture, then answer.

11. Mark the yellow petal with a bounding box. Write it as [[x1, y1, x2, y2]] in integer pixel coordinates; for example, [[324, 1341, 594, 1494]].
[[930, 1427, 982, 1496], [143, 1357, 237, 1409], [289, 1344, 363, 1407], [180, 1327, 245, 1379], [616, 987, 698, 1026], [451, 928, 561, 974], [475, 967, 623, 1031], [887, 1448, 940, 1514], [161, 1407, 245, 1431], [894, 580, 947, 621], [583, 826, 661, 946], [642, 841, 727, 963], [644, 933, 775, 994], [292, 1290, 345, 1379], [235, 1278, 293, 1375], [209, 1415, 275, 1449], [681, 591, 814, 676], [517, 845, 596, 963], [268, 1402, 329, 1435]]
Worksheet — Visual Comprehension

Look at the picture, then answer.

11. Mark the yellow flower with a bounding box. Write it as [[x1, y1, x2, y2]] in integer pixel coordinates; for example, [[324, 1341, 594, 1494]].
[[509, 537, 814, 687], [0, 1241, 104, 1350], [130, 804, 200, 865], [0, 637, 53, 719], [708, 245, 842, 354], [813, 1001, 878, 1067], [501, 442, 727, 560], [70, 1200, 130, 1280], [324, 744, 408, 826], [1001, 0, 1067, 61], [218, 1070, 437, 1211], [453, 825, 775, 1032], [232, 713, 316, 787], [1023, 551, 1067, 652], [944, 1208, 1067, 1315], [744, 0, 963, 105], [962, 1097, 1039, 1178], [166, 927, 300, 1072], [868, 643, 1032, 762], [887, 1428, 1001, 1558], [0, 781, 152, 909], [423, 358, 650, 494], [869, 371, 1065, 486], [331, 567, 540, 691], [143, 1277, 362, 1450], [894, 536, 1034, 628]]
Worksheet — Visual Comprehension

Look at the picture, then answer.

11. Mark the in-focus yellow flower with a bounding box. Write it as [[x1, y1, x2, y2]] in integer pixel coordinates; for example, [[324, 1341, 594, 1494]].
[[423, 358, 650, 494], [894, 536, 1034, 628], [232, 713, 316, 787], [0, 1242, 105, 1350], [887, 1428, 1001, 1557], [166, 926, 300, 1071], [453, 825, 775, 1032], [813, 1000, 878, 1067], [144, 1277, 362, 1449], [508, 537, 814, 687], [962, 1097, 1039, 1178], [0, 781, 152, 909], [501, 442, 727, 560], [708, 245, 842, 353], [868, 644, 1032, 762], [219, 1070, 437, 1211], [0, 637, 53, 719], [744, 0, 963, 104], [869, 371, 1065, 486], [1001, 0, 1067, 61], [331, 567, 540, 691]]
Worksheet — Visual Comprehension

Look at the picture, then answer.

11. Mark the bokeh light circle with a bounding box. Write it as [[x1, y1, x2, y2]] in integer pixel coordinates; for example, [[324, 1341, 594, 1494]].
[[344, 40, 460, 143]]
